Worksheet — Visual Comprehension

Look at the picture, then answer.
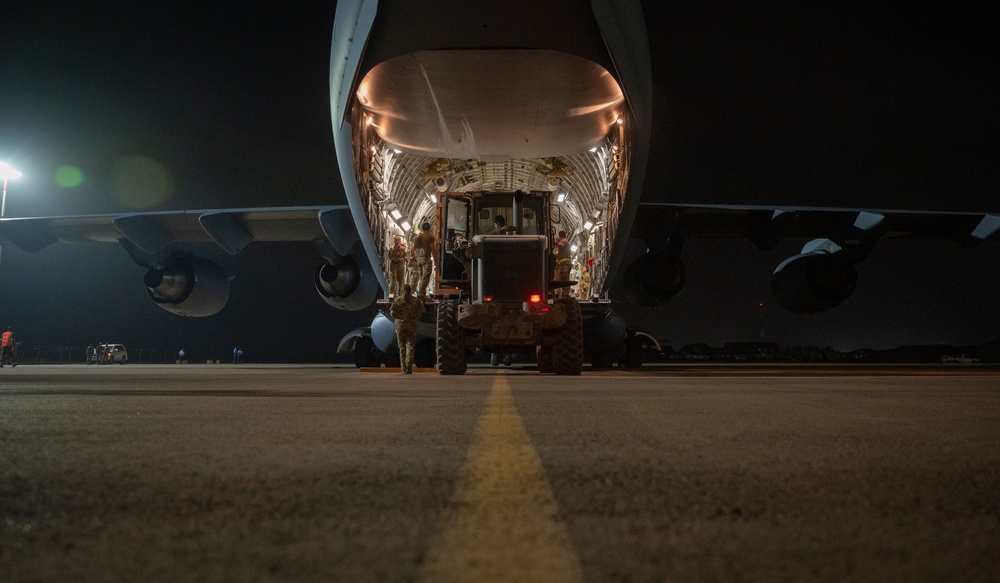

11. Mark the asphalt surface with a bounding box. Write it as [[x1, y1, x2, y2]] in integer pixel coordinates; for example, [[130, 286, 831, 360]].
[[2, 364, 998, 582]]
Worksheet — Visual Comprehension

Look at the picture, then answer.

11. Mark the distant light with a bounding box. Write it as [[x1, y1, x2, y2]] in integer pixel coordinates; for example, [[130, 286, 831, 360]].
[[390, 208, 402, 220], [570, 244, 578, 253], [365, 116, 374, 126], [485, 296, 493, 302], [430, 194, 437, 203], [0, 162, 22, 180], [589, 147, 598, 153], [393, 148, 402, 154], [401, 220, 412, 231], [583, 220, 594, 230], [615, 114, 623, 124]]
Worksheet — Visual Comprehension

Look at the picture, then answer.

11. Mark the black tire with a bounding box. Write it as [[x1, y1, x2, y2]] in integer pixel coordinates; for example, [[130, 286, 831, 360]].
[[354, 336, 379, 368], [436, 300, 467, 375], [553, 299, 583, 375], [503, 354, 513, 367], [622, 334, 643, 369], [414, 339, 436, 369], [537, 345, 554, 373], [382, 347, 401, 368], [490, 353, 499, 367]]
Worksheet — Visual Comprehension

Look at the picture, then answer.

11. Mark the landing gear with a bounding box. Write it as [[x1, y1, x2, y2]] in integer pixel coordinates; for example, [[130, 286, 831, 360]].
[[353, 336, 380, 368], [490, 352, 514, 367]]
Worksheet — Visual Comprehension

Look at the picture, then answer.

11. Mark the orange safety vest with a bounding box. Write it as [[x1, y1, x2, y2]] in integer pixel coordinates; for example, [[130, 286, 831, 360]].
[[1, 331, 12, 347]]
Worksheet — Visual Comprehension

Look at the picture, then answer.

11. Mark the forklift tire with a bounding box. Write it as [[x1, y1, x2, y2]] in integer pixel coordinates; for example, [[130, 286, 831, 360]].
[[436, 300, 467, 375], [553, 299, 583, 375]]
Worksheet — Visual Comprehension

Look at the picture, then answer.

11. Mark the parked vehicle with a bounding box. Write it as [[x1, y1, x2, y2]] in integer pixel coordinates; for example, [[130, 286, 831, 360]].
[[91, 343, 128, 364]]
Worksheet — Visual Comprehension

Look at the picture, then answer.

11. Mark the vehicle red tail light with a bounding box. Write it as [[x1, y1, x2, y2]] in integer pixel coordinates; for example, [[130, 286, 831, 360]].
[[529, 294, 542, 304]]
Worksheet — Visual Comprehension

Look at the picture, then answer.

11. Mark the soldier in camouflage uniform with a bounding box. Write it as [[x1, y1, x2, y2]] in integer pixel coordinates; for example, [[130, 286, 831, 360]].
[[387, 235, 407, 296], [411, 222, 437, 297], [389, 284, 425, 373]]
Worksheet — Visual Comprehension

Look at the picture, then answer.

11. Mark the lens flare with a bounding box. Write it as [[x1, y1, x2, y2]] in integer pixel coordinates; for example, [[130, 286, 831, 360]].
[[112, 156, 173, 209], [54, 165, 85, 188]]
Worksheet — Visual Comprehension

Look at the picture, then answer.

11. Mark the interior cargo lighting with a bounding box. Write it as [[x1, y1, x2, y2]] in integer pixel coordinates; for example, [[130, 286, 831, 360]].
[[583, 220, 594, 230], [390, 208, 402, 220], [401, 220, 412, 231]]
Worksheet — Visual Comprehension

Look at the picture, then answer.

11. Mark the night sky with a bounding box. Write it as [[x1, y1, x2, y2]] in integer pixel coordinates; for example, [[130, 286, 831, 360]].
[[1, 1, 998, 361]]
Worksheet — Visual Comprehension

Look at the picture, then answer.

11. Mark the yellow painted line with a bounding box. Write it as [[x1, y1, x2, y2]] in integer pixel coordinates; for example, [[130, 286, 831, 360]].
[[417, 373, 583, 582]]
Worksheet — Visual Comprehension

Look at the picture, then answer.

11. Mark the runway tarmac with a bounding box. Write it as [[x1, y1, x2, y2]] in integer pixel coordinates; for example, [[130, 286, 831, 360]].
[[2, 364, 998, 582]]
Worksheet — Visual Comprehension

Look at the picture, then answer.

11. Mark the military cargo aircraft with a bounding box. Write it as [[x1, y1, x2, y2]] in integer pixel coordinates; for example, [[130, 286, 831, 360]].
[[1, 0, 997, 372]]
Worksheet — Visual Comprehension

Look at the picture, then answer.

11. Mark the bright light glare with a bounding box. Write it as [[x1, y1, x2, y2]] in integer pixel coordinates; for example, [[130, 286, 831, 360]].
[[570, 244, 578, 252], [557, 193, 566, 202], [529, 294, 542, 304], [0, 162, 22, 180]]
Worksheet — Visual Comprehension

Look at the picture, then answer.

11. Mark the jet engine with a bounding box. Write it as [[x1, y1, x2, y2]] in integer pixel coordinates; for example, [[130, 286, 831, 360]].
[[622, 252, 686, 307], [314, 252, 379, 311], [144, 256, 230, 317], [772, 250, 857, 313]]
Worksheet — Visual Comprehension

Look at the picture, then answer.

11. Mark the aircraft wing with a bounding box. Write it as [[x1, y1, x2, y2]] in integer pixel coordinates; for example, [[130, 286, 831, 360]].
[[0, 206, 359, 257], [634, 203, 1000, 250]]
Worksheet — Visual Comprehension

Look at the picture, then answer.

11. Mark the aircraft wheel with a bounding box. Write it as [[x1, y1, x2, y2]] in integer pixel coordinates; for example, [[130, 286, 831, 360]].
[[536, 345, 554, 373], [354, 336, 380, 368], [414, 339, 436, 369], [622, 333, 643, 369]]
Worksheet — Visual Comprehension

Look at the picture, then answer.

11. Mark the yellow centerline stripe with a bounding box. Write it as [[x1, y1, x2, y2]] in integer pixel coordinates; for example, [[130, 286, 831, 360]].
[[417, 372, 584, 582]]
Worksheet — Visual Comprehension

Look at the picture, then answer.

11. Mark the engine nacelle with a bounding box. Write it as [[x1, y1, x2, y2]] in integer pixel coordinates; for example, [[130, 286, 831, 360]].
[[314, 253, 379, 311], [772, 252, 857, 313], [144, 257, 230, 317], [622, 252, 686, 307]]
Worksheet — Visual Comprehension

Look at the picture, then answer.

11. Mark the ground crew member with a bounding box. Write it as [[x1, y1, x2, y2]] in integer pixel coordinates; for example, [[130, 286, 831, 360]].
[[577, 263, 591, 298], [553, 230, 572, 298], [387, 235, 407, 296], [411, 222, 437, 297], [390, 283, 424, 374], [0, 327, 14, 367]]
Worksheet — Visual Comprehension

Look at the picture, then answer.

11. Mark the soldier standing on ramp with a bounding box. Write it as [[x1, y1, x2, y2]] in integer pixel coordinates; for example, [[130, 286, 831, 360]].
[[411, 222, 437, 297], [390, 284, 424, 374], [387, 235, 407, 296]]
